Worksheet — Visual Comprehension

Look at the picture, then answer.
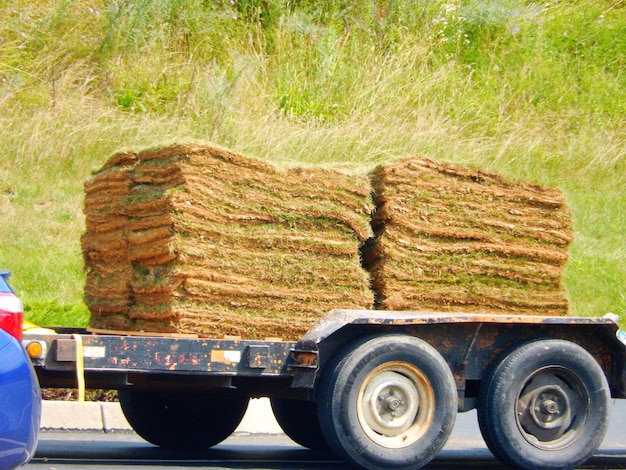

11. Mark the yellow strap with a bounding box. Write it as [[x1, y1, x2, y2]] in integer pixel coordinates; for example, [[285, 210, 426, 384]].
[[23, 320, 56, 335], [73, 334, 85, 404]]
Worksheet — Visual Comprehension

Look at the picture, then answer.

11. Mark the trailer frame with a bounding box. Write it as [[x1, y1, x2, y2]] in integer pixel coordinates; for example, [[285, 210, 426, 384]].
[[24, 310, 626, 470]]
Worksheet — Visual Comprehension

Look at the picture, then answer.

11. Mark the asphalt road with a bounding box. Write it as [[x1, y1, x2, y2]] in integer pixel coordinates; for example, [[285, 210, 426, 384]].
[[25, 401, 626, 470]]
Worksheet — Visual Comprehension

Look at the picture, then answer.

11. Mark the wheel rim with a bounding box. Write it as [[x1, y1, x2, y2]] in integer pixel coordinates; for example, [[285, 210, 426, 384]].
[[515, 366, 589, 450], [356, 361, 435, 448]]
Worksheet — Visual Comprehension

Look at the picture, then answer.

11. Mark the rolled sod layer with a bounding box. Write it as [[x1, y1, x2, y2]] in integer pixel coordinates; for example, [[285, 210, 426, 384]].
[[83, 144, 374, 339], [363, 157, 572, 316], [83, 147, 573, 340]]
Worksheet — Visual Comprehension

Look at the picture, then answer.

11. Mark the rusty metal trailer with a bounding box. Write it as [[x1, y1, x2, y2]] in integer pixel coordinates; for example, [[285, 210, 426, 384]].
[[24, 309, 626, 470]]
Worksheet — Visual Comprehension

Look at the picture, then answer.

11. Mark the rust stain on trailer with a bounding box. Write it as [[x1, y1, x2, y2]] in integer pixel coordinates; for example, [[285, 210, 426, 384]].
[[330, 309, 613, 326], [290, 350, 318, 368]]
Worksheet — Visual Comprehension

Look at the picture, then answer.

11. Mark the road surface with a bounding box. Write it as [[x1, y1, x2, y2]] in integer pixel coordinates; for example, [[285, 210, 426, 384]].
[[25, 401, 626, 469]]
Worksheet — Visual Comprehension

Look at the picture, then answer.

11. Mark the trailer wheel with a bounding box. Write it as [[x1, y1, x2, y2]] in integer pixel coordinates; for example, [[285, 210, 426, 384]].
[[317, 334, 457, 470], [270, 398, 328, 450], [118, 390, 249, 450], [478, 339, 611, 470]]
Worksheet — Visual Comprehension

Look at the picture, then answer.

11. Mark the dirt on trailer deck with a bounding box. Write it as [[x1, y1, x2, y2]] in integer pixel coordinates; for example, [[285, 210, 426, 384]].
[[82, 144, 573, 340], [363, 158, 572, 316], [82, 144, 374, 340]]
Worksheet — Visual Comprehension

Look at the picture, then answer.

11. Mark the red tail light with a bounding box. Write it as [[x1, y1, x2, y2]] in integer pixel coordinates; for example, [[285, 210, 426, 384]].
[[0, 293, 23, 341]]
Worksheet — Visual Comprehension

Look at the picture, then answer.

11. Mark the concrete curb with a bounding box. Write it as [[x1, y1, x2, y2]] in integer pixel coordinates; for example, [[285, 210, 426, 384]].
[[41, 397, 283, 434]]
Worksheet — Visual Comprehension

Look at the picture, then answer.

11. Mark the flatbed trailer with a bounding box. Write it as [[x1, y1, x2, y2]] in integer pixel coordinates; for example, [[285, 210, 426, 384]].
[[24, 309, 626, 470]]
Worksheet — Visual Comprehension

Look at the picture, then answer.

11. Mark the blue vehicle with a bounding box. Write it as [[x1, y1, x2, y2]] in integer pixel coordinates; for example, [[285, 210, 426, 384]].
[[0, 271, 41, 470]]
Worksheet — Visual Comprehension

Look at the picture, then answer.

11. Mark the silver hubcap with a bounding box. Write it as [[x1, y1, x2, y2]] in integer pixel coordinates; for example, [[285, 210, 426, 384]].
[[516, 367, 587, 449], [357, 362, 434, 448]]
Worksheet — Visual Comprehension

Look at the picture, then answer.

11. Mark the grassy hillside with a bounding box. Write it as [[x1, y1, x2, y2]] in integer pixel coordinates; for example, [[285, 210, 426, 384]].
[[1, 0, 624, 326]]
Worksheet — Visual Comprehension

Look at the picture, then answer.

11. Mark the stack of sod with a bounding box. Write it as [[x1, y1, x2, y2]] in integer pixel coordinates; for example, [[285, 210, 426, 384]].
[[82, 152, 137, 316], [82, 144, 375, 339], [363, 157, 573, 316]]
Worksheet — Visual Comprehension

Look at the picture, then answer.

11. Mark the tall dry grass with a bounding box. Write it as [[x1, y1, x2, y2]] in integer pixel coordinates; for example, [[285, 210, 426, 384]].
[[1, 0, 624, 324]]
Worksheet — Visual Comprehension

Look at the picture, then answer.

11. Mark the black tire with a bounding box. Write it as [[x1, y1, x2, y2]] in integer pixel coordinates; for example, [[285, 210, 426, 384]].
[[478, 339, 611, 470], [317, 334, 457, 470], [118, 390, 249, 450], [270, 397, 329, 450]]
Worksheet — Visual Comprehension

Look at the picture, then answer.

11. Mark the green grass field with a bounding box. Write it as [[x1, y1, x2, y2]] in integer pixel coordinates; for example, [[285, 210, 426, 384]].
[[1, 0, 624, 326]]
